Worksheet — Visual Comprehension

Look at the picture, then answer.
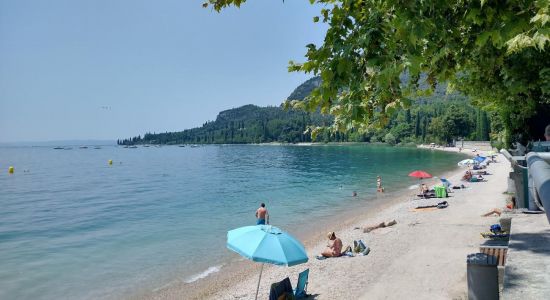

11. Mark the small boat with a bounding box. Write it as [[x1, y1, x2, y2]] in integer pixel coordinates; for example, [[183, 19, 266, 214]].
[[143, 145, 150, 148], [64, 147, 73, 150], [123, 145, 129, 148], [129, 145, 138, 149], [94, 146, 101, 149], [79, 146, 88, 149], [190, 144, 199, 148], [178, 145, 186, 147], [53, 147, 64, 150]]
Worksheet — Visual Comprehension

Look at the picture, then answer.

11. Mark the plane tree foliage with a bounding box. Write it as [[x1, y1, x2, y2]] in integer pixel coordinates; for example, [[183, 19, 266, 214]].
[[204, 0, 550, 145]]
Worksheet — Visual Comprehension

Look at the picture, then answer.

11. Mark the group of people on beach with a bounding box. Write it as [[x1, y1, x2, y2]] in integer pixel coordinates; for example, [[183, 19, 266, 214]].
[[253, 174, 385, 258], [254, 203, 345, 258], [462, 170, 485, 182]]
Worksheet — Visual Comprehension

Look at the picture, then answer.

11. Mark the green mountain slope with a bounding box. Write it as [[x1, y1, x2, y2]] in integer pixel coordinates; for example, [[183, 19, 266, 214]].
[[119, 76, 493, 145], [119, 105, 333, 145]]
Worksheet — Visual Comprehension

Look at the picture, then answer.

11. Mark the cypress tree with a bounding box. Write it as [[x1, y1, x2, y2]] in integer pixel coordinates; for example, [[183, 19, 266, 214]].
[[481, 111, 490, 140], [475, 109, 482, 140], [422, 117, 428, 141], [415, 111, 421, 137]]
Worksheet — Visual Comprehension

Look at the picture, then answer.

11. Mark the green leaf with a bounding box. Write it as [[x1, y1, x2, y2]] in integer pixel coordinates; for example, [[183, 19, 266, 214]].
[[336, 59, 348, 75], [533, 31, 550, 50], [531, 13, 550, 26], [506, 33, 534, 54], [476, 32, 491, 47]]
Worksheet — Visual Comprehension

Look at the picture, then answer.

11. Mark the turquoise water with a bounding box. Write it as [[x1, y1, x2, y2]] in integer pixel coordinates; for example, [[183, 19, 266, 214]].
[[0, 144, 466, 299]]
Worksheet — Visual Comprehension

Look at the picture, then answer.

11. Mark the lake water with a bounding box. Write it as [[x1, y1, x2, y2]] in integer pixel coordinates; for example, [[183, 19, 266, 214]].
[[0, 144, 466, 299]]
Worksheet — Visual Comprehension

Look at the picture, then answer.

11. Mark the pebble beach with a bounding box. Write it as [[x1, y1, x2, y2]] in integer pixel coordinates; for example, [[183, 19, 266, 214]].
[[145, 147, 509, 300]]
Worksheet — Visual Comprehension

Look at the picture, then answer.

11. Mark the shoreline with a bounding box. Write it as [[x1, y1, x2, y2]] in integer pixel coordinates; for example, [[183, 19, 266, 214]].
[[136, 177, 422, 299], [139, 146, 495, 300]]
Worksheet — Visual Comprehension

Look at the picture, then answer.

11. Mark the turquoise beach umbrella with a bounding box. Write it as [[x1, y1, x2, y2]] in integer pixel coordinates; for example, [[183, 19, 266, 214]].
[[474, 156, 486, 163], [227, 225, 308, 300]]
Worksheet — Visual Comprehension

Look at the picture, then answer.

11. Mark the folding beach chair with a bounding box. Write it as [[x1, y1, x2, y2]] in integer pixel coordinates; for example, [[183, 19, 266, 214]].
[[293, 269, 309, 298], [270, 277, 295, 300]]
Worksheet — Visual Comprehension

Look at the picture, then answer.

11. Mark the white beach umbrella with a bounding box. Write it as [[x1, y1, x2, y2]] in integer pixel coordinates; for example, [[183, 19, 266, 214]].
[[457, 159, 476, 167]]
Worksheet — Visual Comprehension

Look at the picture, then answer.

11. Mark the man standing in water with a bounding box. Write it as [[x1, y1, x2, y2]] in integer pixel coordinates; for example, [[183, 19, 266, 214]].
[[255, 203, 269, 225]]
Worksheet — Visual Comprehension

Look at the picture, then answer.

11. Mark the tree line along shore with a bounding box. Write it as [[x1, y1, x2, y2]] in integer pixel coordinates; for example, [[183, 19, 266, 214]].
[[119, 77, 497, 147]]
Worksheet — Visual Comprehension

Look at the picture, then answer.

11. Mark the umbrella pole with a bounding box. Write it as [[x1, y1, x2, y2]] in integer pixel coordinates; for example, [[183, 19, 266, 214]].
[[255, 263, 264, 300], [420, 179, 423, 199]]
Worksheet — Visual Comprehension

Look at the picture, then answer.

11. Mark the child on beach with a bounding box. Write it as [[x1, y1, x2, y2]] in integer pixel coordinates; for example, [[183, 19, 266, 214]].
[[420, 183, 429, 194], [376, 176, 384, 192]]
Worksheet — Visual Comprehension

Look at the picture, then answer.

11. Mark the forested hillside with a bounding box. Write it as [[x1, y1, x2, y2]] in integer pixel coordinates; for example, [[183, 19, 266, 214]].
[[119, 105, 332, 145], [119, 77, 494, 146]]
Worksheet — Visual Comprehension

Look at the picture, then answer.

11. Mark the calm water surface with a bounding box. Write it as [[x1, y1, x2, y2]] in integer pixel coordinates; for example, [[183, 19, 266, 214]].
[[0, 144, 466, 299]]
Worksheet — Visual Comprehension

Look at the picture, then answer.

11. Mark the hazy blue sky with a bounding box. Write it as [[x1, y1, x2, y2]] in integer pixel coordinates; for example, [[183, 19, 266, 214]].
[[0, 0, 327, 142]]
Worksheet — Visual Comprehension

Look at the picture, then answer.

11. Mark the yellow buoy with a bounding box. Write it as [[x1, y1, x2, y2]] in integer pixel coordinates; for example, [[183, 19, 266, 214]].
[[8, 166, 14, 174], [108, 159, 113, 165]]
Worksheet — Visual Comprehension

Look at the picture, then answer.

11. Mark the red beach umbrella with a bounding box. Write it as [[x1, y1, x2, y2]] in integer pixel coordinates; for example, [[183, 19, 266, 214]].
[[409, 170, 433, 199], [408, 170, 433, 179]]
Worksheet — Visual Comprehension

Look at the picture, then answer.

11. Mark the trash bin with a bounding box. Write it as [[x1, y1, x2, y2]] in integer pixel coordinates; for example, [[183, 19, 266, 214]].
[[511, 160, 529, 208], [467, 253, 499, 300], [434, 186, 447, 198]]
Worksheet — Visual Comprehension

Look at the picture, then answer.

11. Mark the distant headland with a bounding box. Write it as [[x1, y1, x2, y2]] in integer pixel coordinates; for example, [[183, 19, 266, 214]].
[[119, 76, 490, 146]]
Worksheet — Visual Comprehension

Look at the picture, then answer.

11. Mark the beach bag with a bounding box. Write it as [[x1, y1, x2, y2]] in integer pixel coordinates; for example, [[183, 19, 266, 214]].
[[343, 245, 352, 254], [353, 240, 367, 253], [361, 245, 371, 256]]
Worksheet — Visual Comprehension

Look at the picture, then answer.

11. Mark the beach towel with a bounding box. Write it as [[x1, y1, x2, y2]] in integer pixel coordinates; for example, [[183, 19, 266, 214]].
[[415, 201, 448, 209], [480, 232, 510, 240], [437, 201, 449, 208], [410, 207, 439, 212], [385, 220, 397, 227], [416, 193, 436, 199]]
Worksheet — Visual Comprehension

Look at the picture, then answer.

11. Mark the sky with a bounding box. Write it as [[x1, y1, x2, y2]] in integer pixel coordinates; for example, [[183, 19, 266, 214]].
[[0, 0, 327, 142]]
